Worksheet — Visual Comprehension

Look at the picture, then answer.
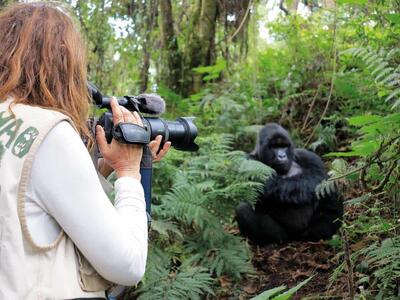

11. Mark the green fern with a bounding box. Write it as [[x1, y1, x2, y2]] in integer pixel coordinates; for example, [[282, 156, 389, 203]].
[[150, 219, 183, 240], [250, 276, 313, 300], [159, 185, 224, 238], [344, 46, 400, 108], [315, 179, 341, 201], [365, 237, 400, 296], [135, 248, 214, 300], [184, 233, 253, 280], [329, 222, 400, 298]]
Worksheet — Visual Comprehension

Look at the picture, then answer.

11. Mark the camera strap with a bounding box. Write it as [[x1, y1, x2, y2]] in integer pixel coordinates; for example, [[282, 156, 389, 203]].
[[112, 122, 150, 144]]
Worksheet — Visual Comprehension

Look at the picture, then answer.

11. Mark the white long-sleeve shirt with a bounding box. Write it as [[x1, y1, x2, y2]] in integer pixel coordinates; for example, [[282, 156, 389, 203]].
[[25, 121, 148, 286]]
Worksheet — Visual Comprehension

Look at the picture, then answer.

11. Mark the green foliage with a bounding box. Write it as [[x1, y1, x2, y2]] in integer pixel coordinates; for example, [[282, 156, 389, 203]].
[[184, 234, 252, 280], [135, 248, 214, 300], [343, 47, 400, 109], [315, 179, 340, 201], [328, 111, 399, 193], [336, 0, 368, 5], [250, 276, 313, 300], [331, 234, 400, 299], [193, 59, 227, 81], [365, 237, 400, 298]]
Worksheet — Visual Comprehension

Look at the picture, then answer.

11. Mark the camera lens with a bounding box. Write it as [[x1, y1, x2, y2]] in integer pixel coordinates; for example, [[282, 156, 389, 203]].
[[144, 117, 199, 152]]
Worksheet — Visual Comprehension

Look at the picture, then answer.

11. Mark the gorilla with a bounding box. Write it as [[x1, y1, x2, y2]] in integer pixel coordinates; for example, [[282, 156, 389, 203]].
[[236, 123, 343, 245]]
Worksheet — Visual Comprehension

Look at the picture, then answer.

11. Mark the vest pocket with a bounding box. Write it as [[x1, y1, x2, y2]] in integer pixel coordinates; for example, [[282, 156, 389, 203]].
[[74, 246, 113, 292]]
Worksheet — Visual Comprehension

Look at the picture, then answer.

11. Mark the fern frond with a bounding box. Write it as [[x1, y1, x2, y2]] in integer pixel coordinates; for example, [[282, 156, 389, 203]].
[[385, 78, 400, 87], [184, 233, 253, 279], [360, 51, 372, 61], [137, 264, 214, 300], [365, 237, 400, 293], [344, 193, 372, 205], [385, 88, 400, 102], [161, 185, 220, 230], [237, 157, 275, 181], [151, 219, 183, 239], [315, 180, 341, 200], [371, 61, 389, 75], [350, 47, 366, 57], [375, 67, 399, 83], [365, 54, 380, 67], [387, 48, 400, 58], [392, 98, 400, 108], [346, 46, 400, 107], [377, 71, 398, 84]]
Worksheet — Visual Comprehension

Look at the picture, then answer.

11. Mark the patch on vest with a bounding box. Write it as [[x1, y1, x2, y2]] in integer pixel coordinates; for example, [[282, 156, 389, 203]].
[[0, 111, 39, 161]]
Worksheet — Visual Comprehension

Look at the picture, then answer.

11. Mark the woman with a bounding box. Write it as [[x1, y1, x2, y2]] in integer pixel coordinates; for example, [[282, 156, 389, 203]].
[[0, 2, 169, 299]]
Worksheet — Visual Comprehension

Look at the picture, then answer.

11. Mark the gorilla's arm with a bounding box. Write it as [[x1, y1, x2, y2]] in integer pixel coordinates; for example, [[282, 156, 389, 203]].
[[301, 191, 343, 241], [236, 202, 289, 245], [294, 149, 326, 179]]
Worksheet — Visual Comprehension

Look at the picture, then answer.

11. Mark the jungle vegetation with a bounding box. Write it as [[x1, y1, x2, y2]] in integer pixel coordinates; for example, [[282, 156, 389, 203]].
[[1, 0, 399, 299]]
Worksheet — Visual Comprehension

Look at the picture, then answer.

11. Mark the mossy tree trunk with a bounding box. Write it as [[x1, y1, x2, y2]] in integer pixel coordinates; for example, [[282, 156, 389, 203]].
[[159, 0, 218, 96], [184, 0, 218, 95], [139, 0, 157, 93], [159, 0, 183, 93]]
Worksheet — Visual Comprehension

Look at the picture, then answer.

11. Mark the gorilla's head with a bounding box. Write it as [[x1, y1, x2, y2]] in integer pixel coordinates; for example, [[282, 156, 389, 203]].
[[251, 123, 295, 175]]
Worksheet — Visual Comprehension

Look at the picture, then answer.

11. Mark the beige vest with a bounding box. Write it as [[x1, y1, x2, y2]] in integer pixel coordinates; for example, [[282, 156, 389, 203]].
[[0, 100, 112, 299]]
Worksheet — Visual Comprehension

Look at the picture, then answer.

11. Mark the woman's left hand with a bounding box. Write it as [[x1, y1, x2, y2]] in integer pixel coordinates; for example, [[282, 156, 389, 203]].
[[98, 135, 171, 178], [149, 135, 171, 162]]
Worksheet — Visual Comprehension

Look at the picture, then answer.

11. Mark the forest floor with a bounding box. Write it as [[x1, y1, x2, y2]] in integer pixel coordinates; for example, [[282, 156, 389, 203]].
[[238, 240, 348, 299]]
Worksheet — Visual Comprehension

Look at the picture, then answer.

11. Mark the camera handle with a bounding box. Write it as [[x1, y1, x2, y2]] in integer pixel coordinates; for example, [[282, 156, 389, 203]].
[[140, 145, 153, 227]]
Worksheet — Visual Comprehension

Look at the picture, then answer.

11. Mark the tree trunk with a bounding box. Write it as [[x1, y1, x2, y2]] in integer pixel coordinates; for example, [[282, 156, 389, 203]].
[[288, 0, 300, 13], [184, 0, 218, 95], [322, 0, 335, 9], [139, 0, 157, 93], [140, 48, 151, 93], [159, 0, 182, 93], [197, 0, 218, 66], [279, 0, 299, 15]]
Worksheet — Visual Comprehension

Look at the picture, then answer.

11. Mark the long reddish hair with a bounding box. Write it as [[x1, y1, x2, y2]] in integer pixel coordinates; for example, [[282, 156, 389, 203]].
[[0, 2, 91, 144]]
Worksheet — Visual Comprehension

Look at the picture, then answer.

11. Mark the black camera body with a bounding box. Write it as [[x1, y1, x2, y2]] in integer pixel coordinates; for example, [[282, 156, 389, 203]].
[[89, 83, 199, 152]]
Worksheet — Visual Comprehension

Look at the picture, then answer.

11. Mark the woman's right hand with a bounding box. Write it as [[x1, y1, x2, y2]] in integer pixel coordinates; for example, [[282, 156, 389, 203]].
[[95, 97, 143, 180]]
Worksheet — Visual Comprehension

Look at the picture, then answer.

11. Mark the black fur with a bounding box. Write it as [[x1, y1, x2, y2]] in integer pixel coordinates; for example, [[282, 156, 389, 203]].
[[236, 123, 343, 245]]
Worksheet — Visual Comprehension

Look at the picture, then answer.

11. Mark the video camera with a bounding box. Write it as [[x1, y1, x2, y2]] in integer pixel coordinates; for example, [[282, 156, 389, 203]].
[[88, 83, 199, 219], [88, 82, 199, 151]]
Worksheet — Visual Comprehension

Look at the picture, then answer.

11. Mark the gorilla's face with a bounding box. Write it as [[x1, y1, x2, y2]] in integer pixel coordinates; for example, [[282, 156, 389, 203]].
[[256, 124, 294, 175]]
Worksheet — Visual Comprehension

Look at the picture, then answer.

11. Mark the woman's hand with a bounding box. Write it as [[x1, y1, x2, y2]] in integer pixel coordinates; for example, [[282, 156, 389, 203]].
[[148, 135, 171, 162], [97, 135, 171, 178], [96, 97, 143, 180]]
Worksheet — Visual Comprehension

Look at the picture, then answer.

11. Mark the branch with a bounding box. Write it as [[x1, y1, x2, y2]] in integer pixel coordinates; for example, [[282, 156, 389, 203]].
[[279, 0, 290, 15], [342, 230, 355, 299], [228, 0, 253, 42], [301, 85, 321, 133], [372, 160, 398, 193]]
